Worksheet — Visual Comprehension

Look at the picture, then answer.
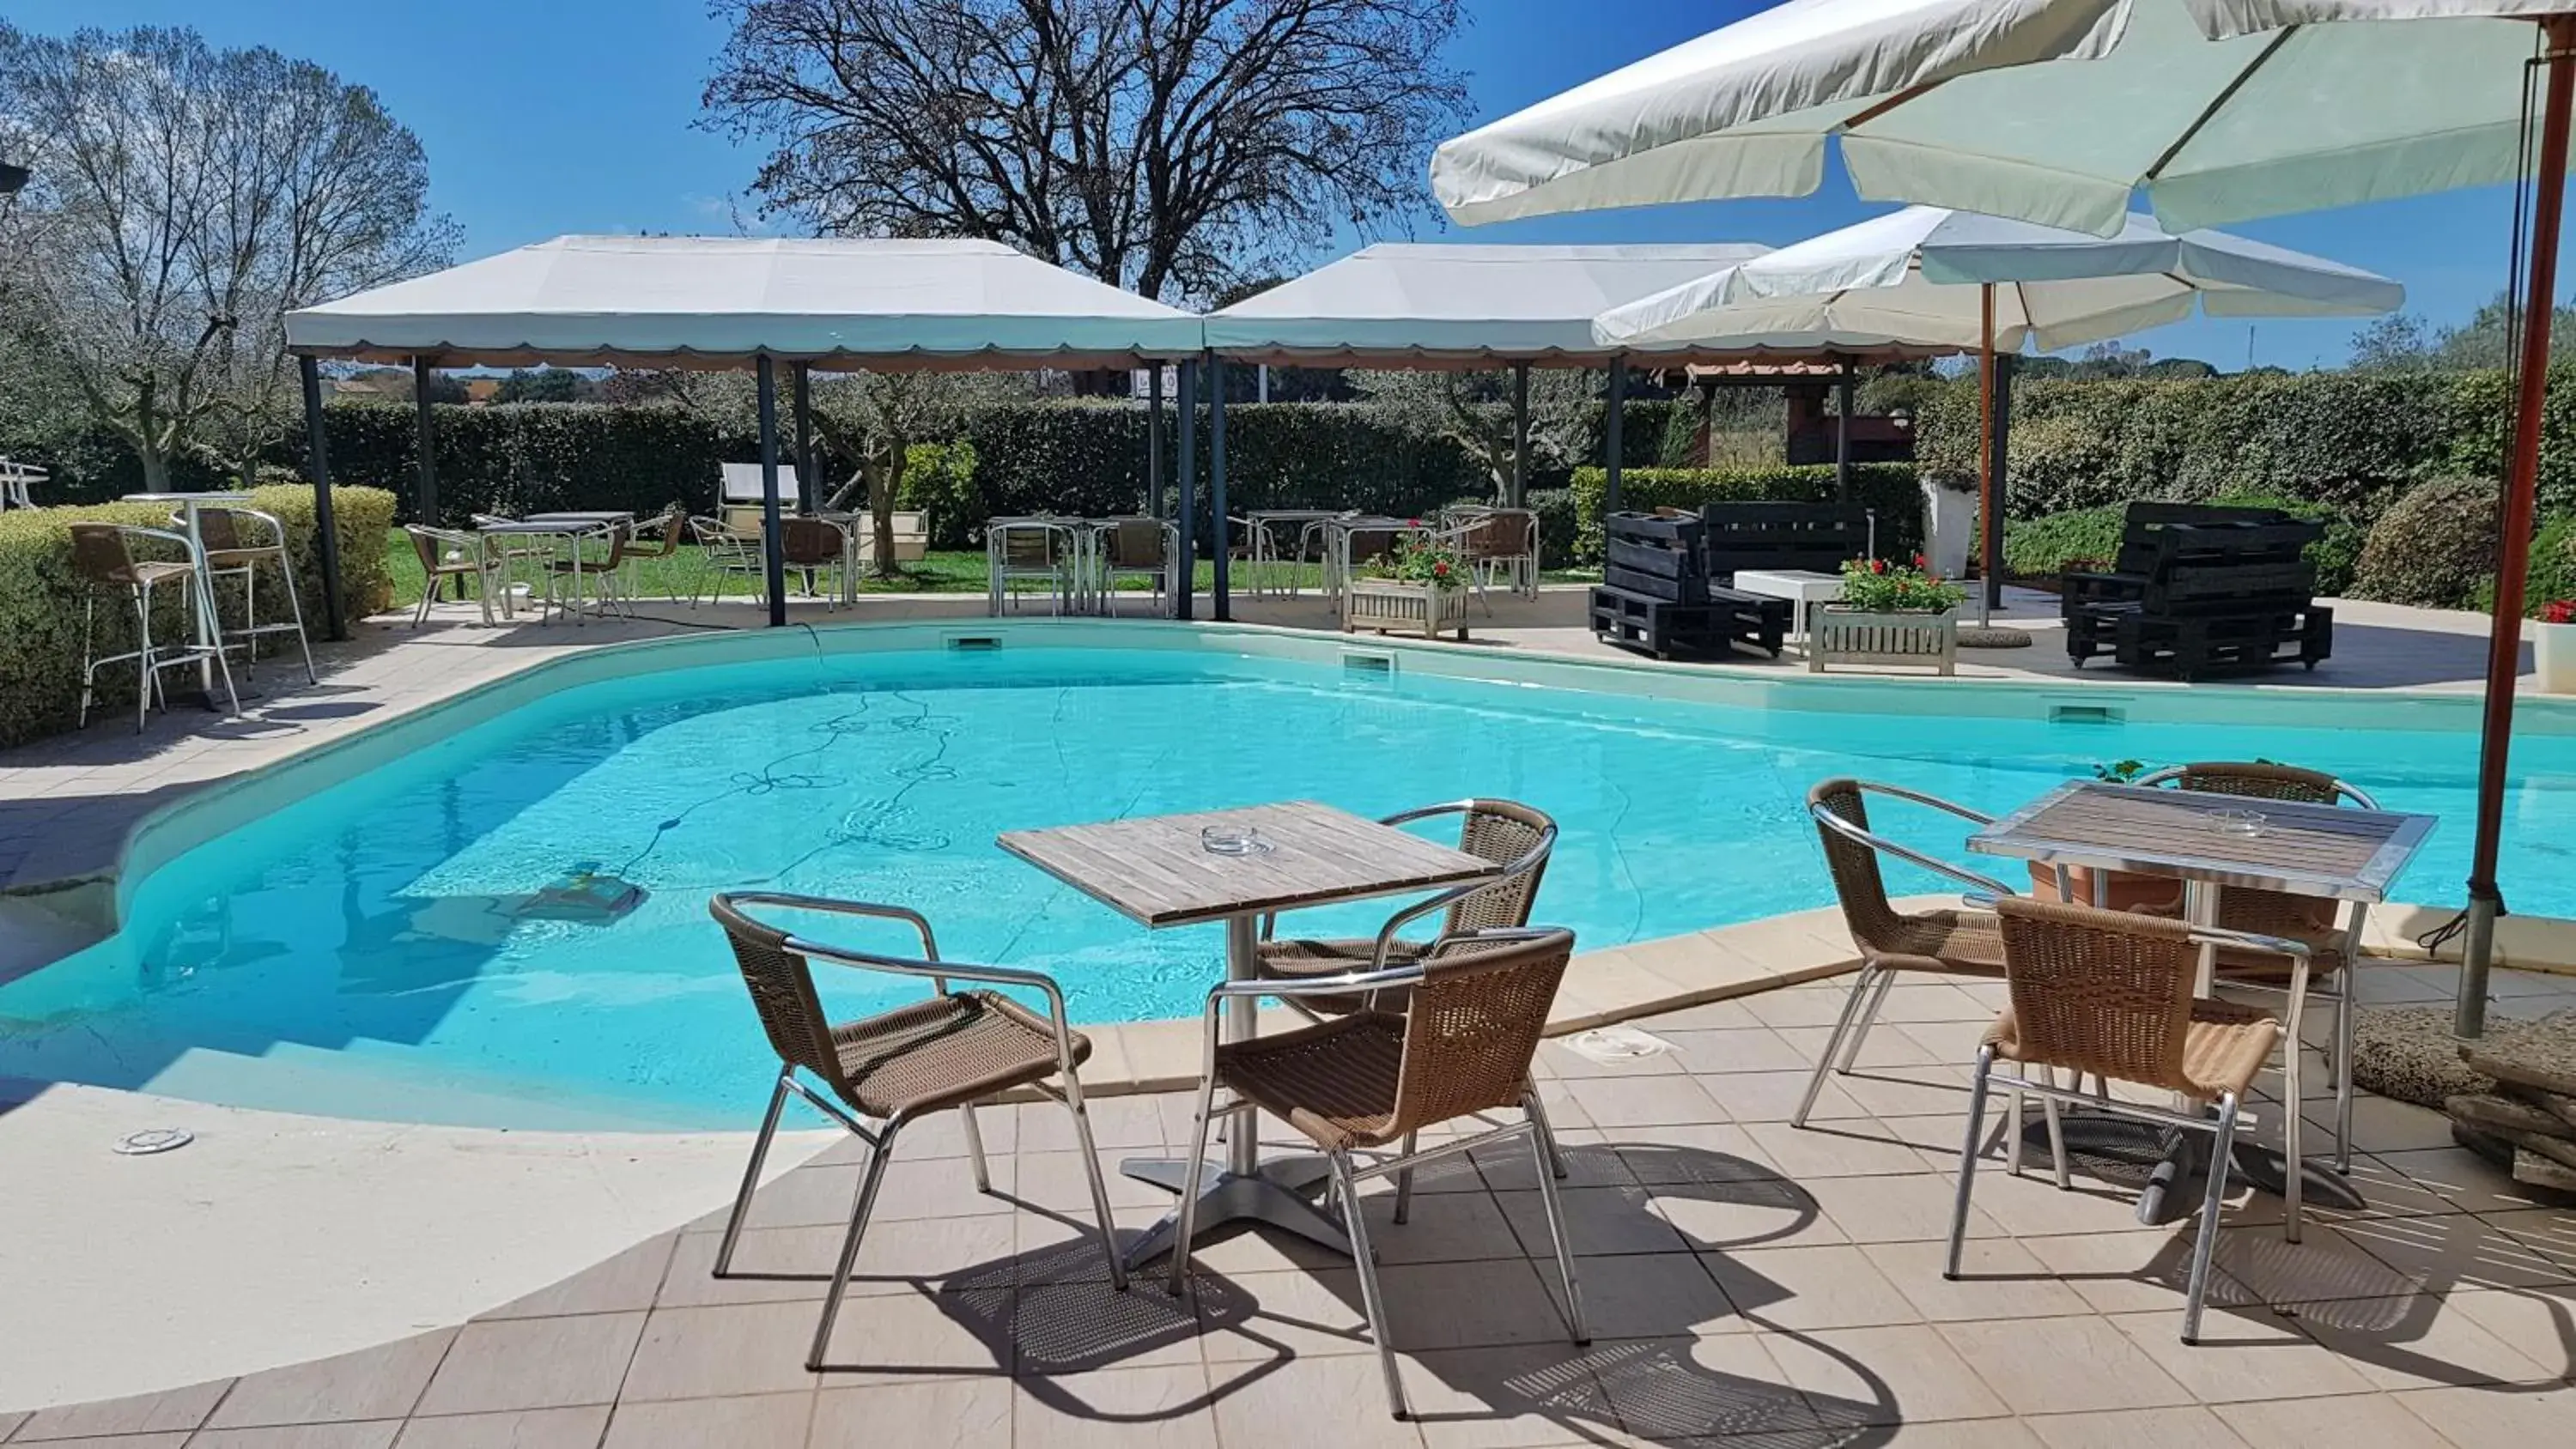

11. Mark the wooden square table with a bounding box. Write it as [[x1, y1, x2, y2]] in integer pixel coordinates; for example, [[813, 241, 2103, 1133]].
[[999, 800, 1498, 1267], [1968, 779, 2436, 1222]]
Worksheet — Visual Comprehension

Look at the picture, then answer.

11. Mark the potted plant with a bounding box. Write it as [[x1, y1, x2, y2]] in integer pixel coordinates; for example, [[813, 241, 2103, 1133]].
[[1344, 527, 1472, 640], [2540, 599, 2576, 695], [1810, 556, 1964, 674]]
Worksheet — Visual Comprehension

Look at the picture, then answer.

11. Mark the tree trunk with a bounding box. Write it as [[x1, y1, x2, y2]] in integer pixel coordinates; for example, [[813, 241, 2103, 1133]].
[[870, 443, 906, 580]]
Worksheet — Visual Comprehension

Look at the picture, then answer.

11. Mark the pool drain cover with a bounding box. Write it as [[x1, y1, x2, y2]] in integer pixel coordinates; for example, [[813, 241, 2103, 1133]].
[[114, 1128, 194, 1156], [1564, 1027, 1672, 1064]]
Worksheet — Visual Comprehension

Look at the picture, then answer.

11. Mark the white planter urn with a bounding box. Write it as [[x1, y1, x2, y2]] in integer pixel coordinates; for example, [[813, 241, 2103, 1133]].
[[2537, 620, 2576, 695], [1919, 476, 1976, 579]]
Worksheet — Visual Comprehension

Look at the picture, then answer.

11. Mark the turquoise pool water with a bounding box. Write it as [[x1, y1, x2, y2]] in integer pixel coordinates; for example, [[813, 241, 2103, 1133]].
[[3, 643, 2569, 1129]]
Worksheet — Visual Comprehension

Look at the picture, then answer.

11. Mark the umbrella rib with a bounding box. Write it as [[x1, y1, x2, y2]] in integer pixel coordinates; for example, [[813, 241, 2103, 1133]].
[[1843, 80, 1942, 131], [2144, 28, 2297, 185]]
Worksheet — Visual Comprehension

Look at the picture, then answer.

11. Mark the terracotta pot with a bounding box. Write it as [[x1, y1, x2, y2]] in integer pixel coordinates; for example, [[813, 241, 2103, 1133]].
[[2026, 862, 2178, 912]]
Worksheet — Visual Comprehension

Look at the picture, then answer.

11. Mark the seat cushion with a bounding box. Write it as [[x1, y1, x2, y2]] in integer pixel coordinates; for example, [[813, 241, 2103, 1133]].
[[830, 990, 1084, 1120], [1218, 1013, 1408, 1152], [1984, 998, 2281, 1100]]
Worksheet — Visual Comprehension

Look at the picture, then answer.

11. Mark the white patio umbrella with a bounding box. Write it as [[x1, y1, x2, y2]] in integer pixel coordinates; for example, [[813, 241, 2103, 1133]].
[[1595, 205, 2403, 624], [1438, 0, 2573, 1037]]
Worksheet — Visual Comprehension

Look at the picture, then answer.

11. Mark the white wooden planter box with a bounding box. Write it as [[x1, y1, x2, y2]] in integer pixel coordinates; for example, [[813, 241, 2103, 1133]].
[[2539, 621, 2576, 694], [1343, 578, 1470, 640], [1809, 607, 1958, 676]]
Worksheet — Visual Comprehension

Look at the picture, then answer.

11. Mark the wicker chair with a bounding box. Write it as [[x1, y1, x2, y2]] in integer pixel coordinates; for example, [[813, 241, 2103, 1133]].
[[617, 503, 690, 601], [689, 516, 768, 607], [1256, 798, 1556, 1013], [708, 893, 1127, 1372], [189, 505, 316, 682], [781, 515, 848, 606], [1168, 927, 1588, 1419], [1796, 779, 2020, 1131], [67, 522, 241, 731], [1946, 895, 2309, 1343], [403, 525, 507, 626], [1099, 517, 1177, 615], [2135, 761, 2377, 1173]]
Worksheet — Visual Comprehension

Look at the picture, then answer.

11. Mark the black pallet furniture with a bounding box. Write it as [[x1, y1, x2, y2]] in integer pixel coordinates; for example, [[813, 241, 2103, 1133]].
[[2065, 507, 2332, 678], [1589, 512, 1791, 660], [2059, 502, 2293, 615], [1698, 502, 1875, 582]]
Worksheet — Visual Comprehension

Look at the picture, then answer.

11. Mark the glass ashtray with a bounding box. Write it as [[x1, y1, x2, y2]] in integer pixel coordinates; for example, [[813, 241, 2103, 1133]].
[[1200, 825, 1273, 856], [2208, 809, 2269, 839]]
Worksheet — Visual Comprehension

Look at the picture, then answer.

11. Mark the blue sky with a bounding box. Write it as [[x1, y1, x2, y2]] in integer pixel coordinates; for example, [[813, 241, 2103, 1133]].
[[7, 0, 2541, 369]]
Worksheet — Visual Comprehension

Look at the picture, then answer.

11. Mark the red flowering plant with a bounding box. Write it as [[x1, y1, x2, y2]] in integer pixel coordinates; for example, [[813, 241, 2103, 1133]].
[[2543, 599, 2576, 625], [1366, 531, 1469, 591], [1836, 556, 1965, 614]]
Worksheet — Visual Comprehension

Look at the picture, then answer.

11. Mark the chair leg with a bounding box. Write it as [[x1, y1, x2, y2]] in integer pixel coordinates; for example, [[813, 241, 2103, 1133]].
[[714, 1075, 792, 1277], [2332, 971, 2357, 1175], [1528, 1088, 1571, 1180], [1837, 965, 1896, 1075], [808, 1119, 900, 1372], [132, 585, 155, 733], [1792, 964, 1876, 1129], [1167, 1070, 1224, 1294], [959, 1103, 991, 1193], [78, 594, 98, 730], [1525, 1094, 1588, 1346], [1946, 1046, 1996, 1280], [1393, 1131, 1419, 1225], [2182, 1094, 2241, 1345], [1334, 1150, 1409, 1421], [1060, 1072, 1131, 1291], [2282, 1028, 2305, 1246], [2041, 1067, 2072, 1191]]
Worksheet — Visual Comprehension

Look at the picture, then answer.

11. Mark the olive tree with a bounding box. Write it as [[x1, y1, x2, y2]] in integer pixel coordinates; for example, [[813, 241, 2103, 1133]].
[[1351, 367, 1599, 506], [0, 24, 455, 488]]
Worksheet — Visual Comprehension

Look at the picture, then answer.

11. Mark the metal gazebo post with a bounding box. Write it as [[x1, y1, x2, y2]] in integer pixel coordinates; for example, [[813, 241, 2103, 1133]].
[[2462, 14, 2576, 1039], [1209, 352, 1230, 622], [1174, 360, 1198, 621], [412, 355, 457, 601], [1604, 355, 1627, 515], [755, 354, 787, 627], [792, 362, 817, 515], [299, 354, 347, 641], [1511, 361, 1531, 508], [1978, 282, 2001, 627], [1835, 359, 1856, 504]]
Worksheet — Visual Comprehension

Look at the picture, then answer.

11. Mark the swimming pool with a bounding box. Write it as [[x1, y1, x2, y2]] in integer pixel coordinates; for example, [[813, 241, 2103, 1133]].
[[3, 627, 2570, 1129]]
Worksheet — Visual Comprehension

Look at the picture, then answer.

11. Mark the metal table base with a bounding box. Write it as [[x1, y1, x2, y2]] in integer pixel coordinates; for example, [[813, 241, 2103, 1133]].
[[2017, 1112, 2366, 1224], [1117, 1154, 1346, 1270]]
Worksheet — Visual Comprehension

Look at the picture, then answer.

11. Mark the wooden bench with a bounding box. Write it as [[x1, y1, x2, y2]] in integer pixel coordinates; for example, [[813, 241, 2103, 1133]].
[[2066, 511, 2332, 677], [1698, 502, 1875, 582], [1590, 512, 1791, 659]]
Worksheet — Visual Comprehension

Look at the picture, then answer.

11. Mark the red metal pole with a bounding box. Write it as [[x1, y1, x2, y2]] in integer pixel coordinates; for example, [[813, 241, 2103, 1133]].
[[2462, 15, 2576, 1038]]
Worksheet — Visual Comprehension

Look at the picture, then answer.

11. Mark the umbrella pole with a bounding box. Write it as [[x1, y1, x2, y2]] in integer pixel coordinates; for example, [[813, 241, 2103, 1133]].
[[2461, 15, 2576, 1039], [1978, 283, 1997, 628]]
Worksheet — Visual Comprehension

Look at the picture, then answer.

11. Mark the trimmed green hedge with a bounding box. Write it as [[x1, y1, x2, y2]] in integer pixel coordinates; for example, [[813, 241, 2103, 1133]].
[[2351, 476, 2500, 609], [0, 485, 395, 747], [1566, 463, 1923, 563]]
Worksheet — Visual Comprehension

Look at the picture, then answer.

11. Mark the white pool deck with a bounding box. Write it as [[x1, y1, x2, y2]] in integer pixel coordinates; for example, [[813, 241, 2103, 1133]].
[[2, 585, 2573, 1427]]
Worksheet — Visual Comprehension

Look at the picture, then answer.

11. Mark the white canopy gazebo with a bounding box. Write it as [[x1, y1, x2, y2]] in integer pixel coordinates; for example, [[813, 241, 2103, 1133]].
[[1197, 243, 1947, 615], [284, 235, 1207, 628]]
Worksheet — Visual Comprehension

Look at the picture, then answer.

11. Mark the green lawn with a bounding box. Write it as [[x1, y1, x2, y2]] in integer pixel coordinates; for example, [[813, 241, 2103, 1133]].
[[386, 530, 1338, 609]]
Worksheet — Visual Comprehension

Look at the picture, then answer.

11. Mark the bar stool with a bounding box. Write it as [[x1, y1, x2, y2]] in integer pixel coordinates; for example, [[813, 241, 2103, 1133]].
[[0, 458, 44, 510], [185, 505, 316, 684], [69, 523, 241, 732]]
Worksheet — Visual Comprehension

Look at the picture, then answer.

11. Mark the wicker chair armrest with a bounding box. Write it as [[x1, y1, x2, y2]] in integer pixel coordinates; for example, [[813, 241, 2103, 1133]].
[[1811, 799, 2018, 896], [117, 524, 200, 560], [2133, 765, 2381, 812], [1849, 780, 1996, 827], [726, 890, 939, 960], [1206, 961, 1428, 1003]]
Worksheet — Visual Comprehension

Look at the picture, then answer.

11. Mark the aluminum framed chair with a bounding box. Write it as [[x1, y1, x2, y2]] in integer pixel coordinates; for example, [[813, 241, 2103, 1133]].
[[187, 505, 316, 683], [616, 503, 690, 602], [2, 457, 46, 510], [707, 893, 1127, 1373], [1256, 798, 1556, 1015], [780, 515, 848, 608], [1945, 894, 2309, 1344], [689, 516, 768, 608], [1167, 926, 1589, 1420], [1097, 517, 1178, 615], [1445, 506, 1541, 603], [987, 518, 1074, 615], [1796, 779, 2020, 1131], [2133, 761, 2377, 1173], [539, 523, 630, 621], [68, 523, 241, 731], [402, 525, 507, 626]]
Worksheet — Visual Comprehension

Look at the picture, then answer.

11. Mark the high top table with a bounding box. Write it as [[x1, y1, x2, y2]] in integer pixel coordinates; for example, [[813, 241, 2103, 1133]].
[[1969, 779, 2435, 1222], [999, 800, 1498, 1268]]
